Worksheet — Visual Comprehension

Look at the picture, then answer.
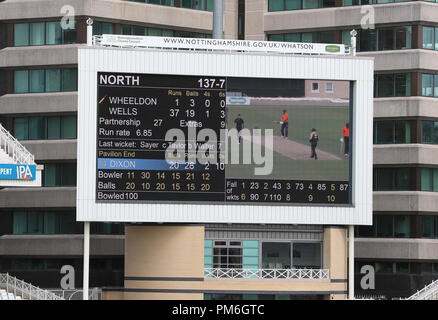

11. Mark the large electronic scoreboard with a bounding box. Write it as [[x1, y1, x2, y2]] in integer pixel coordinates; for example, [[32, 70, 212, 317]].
[[96, 72, 350, 205], [77, 44, 373, 225]]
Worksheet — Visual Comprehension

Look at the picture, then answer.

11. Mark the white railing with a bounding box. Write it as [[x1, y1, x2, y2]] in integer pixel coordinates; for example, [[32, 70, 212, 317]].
[[49, 288, 102, 300], [0, 123, 35, 165], [406, 278, 438, 300], [204, 268, 329, 280], [0, 273, 64, 300]]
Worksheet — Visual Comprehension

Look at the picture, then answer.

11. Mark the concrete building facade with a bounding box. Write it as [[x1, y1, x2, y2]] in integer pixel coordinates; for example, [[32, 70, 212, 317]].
[[0, 0, 437, 299]]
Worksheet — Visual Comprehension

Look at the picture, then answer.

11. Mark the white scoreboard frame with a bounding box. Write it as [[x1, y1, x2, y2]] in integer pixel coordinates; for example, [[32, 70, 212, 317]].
[[77, 46, 374, 225]]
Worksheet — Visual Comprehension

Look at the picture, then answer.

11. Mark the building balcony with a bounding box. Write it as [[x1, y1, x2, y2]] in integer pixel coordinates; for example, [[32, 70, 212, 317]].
[[204, 267, 330, 280]]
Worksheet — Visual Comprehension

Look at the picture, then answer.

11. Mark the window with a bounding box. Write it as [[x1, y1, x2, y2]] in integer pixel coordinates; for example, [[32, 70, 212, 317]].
[[212, 241, 242, 269], [268, 31, 337, 44], [420, 263, 438, 275], [92, 21, 115, 36], [311, 82, 319, 92], [422, 26, 438, 51], [357, 215, 411, 238], [421, 216, 438, 238], [269, 0, 335, 10], [357, 26, 411, 52], [127, 0, 212, 10], [13, 116, 77, 140], [14, 21, 77, 47], [325, 83, 333, 93], [14, 68, 77, 93], [43, 163, 77, 187], [373, 120, 411, 144], [293, 243, 321, 268], [422, 74, 438, 97], [373, 167, 411, 191], [420, 168, 438, 192], [421, 121, 438, 144], [262, 242, 291, 269], [374, 73, 411, 97]]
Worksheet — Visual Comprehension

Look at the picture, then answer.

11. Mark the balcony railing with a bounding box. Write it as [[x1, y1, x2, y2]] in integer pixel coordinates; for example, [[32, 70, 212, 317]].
[[204, 268, 329, 280]]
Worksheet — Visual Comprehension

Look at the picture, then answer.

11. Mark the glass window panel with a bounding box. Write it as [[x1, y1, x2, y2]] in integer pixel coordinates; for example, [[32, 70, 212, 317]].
[[148, 28, 162, 36], [14, 117, 29, 140], [14, 70, 29, 93], [284, 33, 301, 42], [395, 168, 410, 190], [268, 34, 283, 42], [181, 0, 192, 8], [395, 27, 411, 49], [421, 216, 434, 238], [62, 20, 77, 44], [395, 73, 410, 96], [301, 33, 315, 43], [302, 0, 319, 8], [13, 212, 27, 234], [421, 168, 433, 191], [46, 21, 62, 45], [378, 29, 394, 50], [375, 168, 392, 190], [101, 23, 114, 35], [45, 69, 61, 92], [395, 262, 409, 273], [422, 121, 433, 143], [356, 225, 375, 237], [342, 30, 351, 46], [206, 0, 214, 11], [435, 27, 438, 51], [132, 25, 146, 36], [420, 263, 433, 275], [319, 31, 335, 43], [321, 0, 336, 7], [375, 261, 393, 273], [434, 75, 438, 97], [47, 117, 61, 139], [120, 25, 133, 35], [29, 23, 45, 46], [293, 243, 321, 268], [58, 213, 75, 234], [29, 117, 46, 140], [423, 26, 434, 49], [44, 164, 57, 187], [262, 242, 291, 269], [359, 29, 376, 51], [61, 163, 77, 186], [434, 169, 438, 192], [61, 116, 77, 139], [44, 212, 57, 234], [422, 74, 433, 96], [375, 121, 393, 144], [377, 74, 394, 97], [376, 215, 393, 237], [269, 0, 284, 11], [161, 29, 174, 37], [62, 69, 77, 92], [30, 69, 45, 93], [14, 23, 29, 46], [394, 121, 410, 143], [27, 212, 43, 234], [394, 216, 410, 238], [285, 0, 301, 10]]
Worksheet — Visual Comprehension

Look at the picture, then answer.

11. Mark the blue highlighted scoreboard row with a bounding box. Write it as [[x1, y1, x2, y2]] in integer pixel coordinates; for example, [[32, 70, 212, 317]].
[[97, 158, 206, 171]]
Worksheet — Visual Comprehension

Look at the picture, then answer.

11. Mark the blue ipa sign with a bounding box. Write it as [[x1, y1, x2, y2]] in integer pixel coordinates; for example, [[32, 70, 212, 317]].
[[0, 164, 36, 181]]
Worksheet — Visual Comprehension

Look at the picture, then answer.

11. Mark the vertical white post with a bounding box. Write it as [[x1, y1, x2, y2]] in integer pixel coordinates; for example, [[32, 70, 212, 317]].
[[348, 225, 355, 300], [86, 18, 93, 46], [350, 29, 357, 56], [83, 221, 90, 300]]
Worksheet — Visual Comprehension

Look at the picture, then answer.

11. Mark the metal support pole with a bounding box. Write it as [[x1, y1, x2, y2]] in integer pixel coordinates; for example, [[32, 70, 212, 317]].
[[213, 0, 224, 39], [348, 225, 355, 300], [83, 221, 90, 300]]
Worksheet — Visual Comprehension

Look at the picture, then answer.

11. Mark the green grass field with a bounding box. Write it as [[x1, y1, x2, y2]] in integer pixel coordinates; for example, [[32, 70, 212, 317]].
[[225, 105, 350, 180]]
